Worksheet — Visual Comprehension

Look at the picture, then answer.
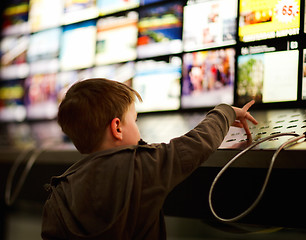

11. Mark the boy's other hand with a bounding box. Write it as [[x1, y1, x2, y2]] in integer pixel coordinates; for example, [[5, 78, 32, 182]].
[[231, 100, 258, 140]]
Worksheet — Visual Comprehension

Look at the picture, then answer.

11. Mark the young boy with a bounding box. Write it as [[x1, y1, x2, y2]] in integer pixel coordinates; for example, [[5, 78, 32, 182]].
[[41, 78, 257, 240]]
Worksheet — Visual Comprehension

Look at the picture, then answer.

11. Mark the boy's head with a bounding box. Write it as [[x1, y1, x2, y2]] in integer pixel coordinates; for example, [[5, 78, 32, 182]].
[[57, 78, 142, 154]]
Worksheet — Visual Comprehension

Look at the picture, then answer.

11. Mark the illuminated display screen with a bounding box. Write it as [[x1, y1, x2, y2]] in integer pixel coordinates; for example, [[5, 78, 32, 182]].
[[28, 0, 64, 32], [183, 0, 237, 52], [60, 21, 96, 71], [0, 79, 26, 122], [0, 35, 30, 80], [237, 43, 299, 105], [97, 0, 140, 15], [133, 57, 181, 112], [137, 1, 183, 58], [181, 48, 235, 108], [1, 35, 29, 66], [239, 0, 300, 42], [95, 12, 138, 65], [27, 28, 61, 75], [1, 0, 29, 35], [27, 28, 62, 62], [24, 73, 58, 120], [63, 0, 98, 25]]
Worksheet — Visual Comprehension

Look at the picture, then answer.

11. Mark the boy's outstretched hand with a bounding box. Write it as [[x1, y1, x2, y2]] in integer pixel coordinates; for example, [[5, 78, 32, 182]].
[[231, 100, 258, 139]]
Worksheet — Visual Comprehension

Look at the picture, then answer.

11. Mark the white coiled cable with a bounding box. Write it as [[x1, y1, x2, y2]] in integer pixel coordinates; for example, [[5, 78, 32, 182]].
[[209, 132, 306, 222]]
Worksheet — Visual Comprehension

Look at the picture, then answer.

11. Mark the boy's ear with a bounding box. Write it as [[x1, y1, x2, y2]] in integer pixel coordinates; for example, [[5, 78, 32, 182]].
[[110, 117, 122, 140]]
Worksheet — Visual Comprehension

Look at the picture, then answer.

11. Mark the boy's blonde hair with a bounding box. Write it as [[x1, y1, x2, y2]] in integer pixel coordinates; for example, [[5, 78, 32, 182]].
[[57, 78, 142, 154]]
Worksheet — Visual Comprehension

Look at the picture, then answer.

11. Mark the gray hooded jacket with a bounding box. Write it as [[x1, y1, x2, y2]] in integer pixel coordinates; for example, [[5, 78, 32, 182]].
[[41, 104, 235, 240]]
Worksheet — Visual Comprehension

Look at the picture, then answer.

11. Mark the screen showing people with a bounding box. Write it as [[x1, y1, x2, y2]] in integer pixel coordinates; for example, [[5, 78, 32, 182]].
[[181, 48, 235, 108], [183, 0, 237, 51]]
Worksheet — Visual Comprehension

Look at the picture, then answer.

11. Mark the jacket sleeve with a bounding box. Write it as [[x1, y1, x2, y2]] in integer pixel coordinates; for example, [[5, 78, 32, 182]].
[[138, 104, 236, 192]]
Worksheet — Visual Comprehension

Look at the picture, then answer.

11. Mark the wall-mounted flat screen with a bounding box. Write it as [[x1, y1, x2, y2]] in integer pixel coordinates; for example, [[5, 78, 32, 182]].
[[0, 79, 26, 122], [60, 21, 96, 71], [26, 27, 61, 75], [236, 43, 299, 105], [62, 0, 98, 25], [183, 0, 237, 52], [137, 1, 183, 58], [95, 12, 138, 65], [27, 28, 62, 62], [1, 0, 30, 35], [133, 57, 181, 112], [1, 35, 30, 80], [181, 48, 235, 108], [24, 73, 58, 120], [28, 0, 64, 32], [239, 0, 300, 42]]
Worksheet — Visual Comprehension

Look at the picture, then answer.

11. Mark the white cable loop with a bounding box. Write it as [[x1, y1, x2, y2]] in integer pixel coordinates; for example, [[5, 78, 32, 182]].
[[209, 132, 305, 222]]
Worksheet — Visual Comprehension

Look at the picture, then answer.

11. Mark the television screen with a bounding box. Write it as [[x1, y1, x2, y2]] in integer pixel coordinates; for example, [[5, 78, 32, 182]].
[[137, 1, 183, 59], [0, 79, 26, 122], [24, 73, 58, 120], [133, 57, 181, 112], [28, 0, 64, 32], [183, 0, 237, 52], [97, 0, 140, 16], [60, 21, 96, 71], [95, 12, 138, 65], [239, 0, 300, 42], [1, 0, 30, 35], [27, 28, 62, 62], [62, 0, 98, 25], [236, 43, 299, 105], [27, 28, 61, 75], [92, 62, 135, 86], [0, 35, 30, 80], [181, 48, 235, 109]]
